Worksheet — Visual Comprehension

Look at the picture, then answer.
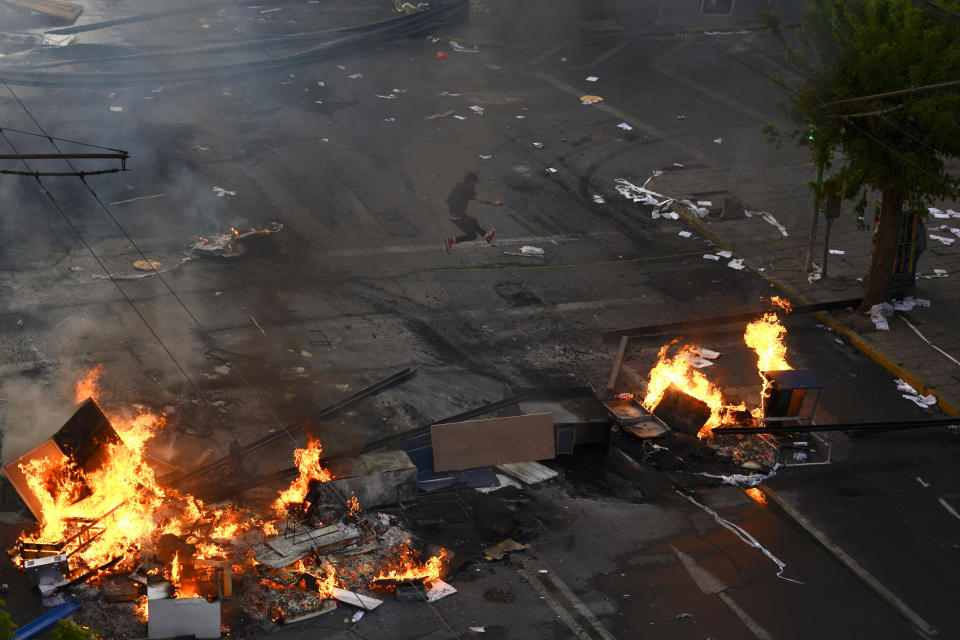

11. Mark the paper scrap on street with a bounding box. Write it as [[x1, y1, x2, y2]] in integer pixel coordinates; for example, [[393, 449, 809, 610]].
[[713, 137, 723, 144], [614, 176, 711, 220], [678, 230, 692, 238], [895, 378, 937, 407], [829, 249, 845, 255], [703, 254, 720, 261], [470, 105, 485, 115], [426, 579, 458, 602], [478, 154, 492, 160], [716, 250, 732, 258], [693, 347, 720, 359], [520, 246, 544, 256], [592, 194, 606, 204], [545, 167, 557, 173], [696, 200, 712, 207], [453, 115, 467, 120], [533, 142, 544, 148], [581, 95, 604, 104], [688, 356, 714, 368], [585, 75, 599, 82], [869, 302, 893, 331], [617, 122, 633, 131], [212, 186, 236, 198], [930, 234, 955, 245], [110, 106, 123, 112], [745, 209, 789, 237], [727, 258, 745, 270]]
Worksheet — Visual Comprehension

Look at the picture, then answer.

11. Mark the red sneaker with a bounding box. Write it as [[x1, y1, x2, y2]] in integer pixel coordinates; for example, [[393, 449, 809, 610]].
[[484, 228, 496, 243], [446, 237, 455, 253]]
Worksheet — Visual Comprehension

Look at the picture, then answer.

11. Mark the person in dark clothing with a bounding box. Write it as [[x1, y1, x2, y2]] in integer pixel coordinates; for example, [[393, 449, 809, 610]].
[[445, 171, 502, 252]]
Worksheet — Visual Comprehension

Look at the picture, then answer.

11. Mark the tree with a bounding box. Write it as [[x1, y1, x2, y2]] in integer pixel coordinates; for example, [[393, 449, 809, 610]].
[[0, 599, 15, 640], [767, 0, 960, 311], [50, 619, 93, 640]]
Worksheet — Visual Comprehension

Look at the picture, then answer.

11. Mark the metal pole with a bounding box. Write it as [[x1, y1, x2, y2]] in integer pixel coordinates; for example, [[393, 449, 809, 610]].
[[804, 160, 824, 273], [821, 216, 833, 279]]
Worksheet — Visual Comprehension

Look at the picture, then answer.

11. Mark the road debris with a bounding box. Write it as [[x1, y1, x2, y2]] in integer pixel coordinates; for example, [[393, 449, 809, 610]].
[[581, 95, 603, 104]]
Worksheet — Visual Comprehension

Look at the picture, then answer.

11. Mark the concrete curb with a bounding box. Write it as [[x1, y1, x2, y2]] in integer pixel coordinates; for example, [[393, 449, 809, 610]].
[[668, 202, 960, 417]]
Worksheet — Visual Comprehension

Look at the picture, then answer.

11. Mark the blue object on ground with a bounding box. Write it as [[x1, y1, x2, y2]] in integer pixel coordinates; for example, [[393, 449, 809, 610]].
[[14, 599, 82, 640]]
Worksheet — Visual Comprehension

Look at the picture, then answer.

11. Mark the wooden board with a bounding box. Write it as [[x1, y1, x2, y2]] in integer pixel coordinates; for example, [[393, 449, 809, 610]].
[[1, 0, 83, 22], [431, 412, 555, 472]]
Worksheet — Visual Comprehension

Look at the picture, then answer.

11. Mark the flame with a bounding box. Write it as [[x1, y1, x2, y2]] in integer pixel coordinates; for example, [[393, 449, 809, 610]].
[[346, 493, 361, 517], [744, 487, 767, 505], [770, 296, 791, 312], [641, 343, 743, 436], [74, 364, 105, 403], [374, 544, 447, 585], [744, 302, 792, 417], [273, 437, 333, 515]]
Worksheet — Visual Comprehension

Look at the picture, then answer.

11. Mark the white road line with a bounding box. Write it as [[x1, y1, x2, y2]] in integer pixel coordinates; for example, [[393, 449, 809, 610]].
[[718, 592, 775, 640], [537, 561, 618, 640], [674, 546, 775, 640], [530, 69, 717, 167], [937, 496, 960, 520], [521, 566, 594, 639], [589, 41, 630, 67], [648, 62, 773, 123], [763, 488, 938, 638], [530, 45, 564, 68]]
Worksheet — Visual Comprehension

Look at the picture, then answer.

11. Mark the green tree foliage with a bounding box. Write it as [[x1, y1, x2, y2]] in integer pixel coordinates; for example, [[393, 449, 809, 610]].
[[50, 619, 92, 640], [770, 0, 960, 308], [0, 598, 15, 640]]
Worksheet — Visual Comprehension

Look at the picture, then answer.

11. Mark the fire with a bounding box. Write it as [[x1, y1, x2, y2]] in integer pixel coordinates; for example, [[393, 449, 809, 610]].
[[744, 487, 767, 505], [346, 493, 361, 517], [641, 343, 742, 435], [744, 300, 792, 417], [374, 543, 448, 585], [74, 364, 105, 403], [273, 437, 333, 515]]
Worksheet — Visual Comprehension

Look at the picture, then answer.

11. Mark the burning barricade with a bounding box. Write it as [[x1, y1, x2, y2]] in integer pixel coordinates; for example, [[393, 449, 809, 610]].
[[3, 369, 450, 638], [619, 297, 829, 474]]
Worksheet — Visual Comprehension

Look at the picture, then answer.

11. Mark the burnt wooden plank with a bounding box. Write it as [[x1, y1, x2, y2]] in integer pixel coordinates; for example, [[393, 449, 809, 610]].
[[1, 0, 83, 22]]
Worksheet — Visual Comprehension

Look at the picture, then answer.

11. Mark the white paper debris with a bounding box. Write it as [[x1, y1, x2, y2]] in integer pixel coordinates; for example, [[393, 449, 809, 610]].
[[516, 115, 526, 119], [694, 347, 720, 359], [347, 73, 363, 79], [661, 211, 679, 220], [688, 356, 714, 368], [426, 579, 458, 602], [617, 122, 633, 131], [436, 91, 461, 96], [351, 611, 364, 623], [745, 209, 789, 237], [916, 476, 931, 488], [678, 230, 692, 238], [470, 105, 485, 115], [679, 489, 800, 584], [520, 246, 544, 256], [375, 94, 397, 99], [545, 167, 558, 173], [929, 207, 945, 217], [533, 142, 544, 148], [478, 154, 492, 160], [453, 115, 467, 120], [703, 254, 720, 261], [727, 258, 745, 270], [469, 627, 485, 633], [716, 250, 732, 258], [713, 137, 723, 144], [585, 75, 599, 82], [592, 194, 606, 204], [896, 378, 937, 407], [869, 302, 893, 330], [109, 106, 123, 112], [930, 234, 955, 245], [949, 209, 960, 218], [212, 186, 236, 198], [938, 497, 960, 520], [829, 249, 845, 255], [696, 200, 712, 207]]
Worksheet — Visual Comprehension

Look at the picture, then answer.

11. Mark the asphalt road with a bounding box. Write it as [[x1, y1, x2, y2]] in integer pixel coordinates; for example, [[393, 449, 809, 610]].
[[0, 1, 957, 638]]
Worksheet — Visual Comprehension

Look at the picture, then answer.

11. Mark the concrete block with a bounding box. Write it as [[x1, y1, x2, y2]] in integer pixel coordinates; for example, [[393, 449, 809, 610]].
[[326, 450, 417, 509]]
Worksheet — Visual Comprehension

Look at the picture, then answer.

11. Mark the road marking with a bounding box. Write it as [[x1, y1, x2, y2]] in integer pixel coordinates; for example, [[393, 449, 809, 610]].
[[320, 231, 613, 258], [521, 557, 616, 640], [590, 40, 630, 67], [763, 487, 938, 638], [530, 45, 563, 68], [673, 546, 775, 640], [648, 62, 773, 123], [530, 69, 716, 167], [937, 496, 960, 520], [717, 592, 775, 640], [521, 566, 594, 639]]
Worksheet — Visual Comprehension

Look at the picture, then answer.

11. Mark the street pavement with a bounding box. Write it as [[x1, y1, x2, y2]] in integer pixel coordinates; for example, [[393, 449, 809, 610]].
[[0, 0, 958, 639]]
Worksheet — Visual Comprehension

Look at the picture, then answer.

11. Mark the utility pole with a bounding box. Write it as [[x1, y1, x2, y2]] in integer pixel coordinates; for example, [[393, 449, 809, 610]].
[[804, 123, 824, 274]]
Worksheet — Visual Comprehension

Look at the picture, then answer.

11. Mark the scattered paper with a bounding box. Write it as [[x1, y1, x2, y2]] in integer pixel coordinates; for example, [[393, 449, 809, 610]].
[[869, 302, 893, 331], [347, 73, 363, 79], [436, 91, 461, 96], [829, 249, 845, 255], [478, 154, 492, 160], [930, 234, 955, 245], [375, 94, 397, 99], [351, 611, 364, 623], [516, 115, 526, 119], [109, 106, 123, 112], [716, 250, 732, 258], [745, 209, 789, 237], [688, 356, 714, 368], [383, 117, 395, 122], [592, 194, 606, 204], [426, 579, 458, 602], [470, 105, 485, 115], [693, 347, 720, 359], [581, 95, 604, 104], [520, 246, 544, 256], [696, 200, 712, 207], [545, 167, 558, 174], [212, 186, 236, 198], [617, 122, 633, 131], [916, 476, 931, 488], [678, 230, 692, 238], [469, 627, 485, 633], [713, 137, 723, 144], [452, 115, 467, 120], [703, 254, 720, 261], [727, 258, 745, 270], [585, 75, 599, 82], [929, 207, 946, 217]]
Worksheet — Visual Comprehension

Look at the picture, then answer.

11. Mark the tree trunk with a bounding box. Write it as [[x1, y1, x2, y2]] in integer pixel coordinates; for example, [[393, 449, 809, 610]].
[[858, 189, 903, 312]]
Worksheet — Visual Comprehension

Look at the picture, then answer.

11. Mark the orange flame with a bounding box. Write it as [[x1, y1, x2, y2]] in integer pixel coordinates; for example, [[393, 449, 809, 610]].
[[346, 493, 361, 517], [641, 343, 743, 437], [744, 487, 767, 505], [273, 437, 333, 515], [744, 302, 792, 417], [374, 544, 448, 585], [74, 364, 105, 404]]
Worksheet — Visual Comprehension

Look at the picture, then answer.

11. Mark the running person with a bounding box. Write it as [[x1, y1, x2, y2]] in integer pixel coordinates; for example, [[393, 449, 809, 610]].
[[445, 171, 502, 253]]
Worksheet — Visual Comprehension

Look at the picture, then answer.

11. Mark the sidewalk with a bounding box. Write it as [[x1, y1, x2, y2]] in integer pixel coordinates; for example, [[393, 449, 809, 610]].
[[652, 166, 960, 415]]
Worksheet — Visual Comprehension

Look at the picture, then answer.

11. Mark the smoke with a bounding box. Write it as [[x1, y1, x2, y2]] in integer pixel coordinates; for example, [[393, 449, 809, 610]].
[[0, 372, 76, 463]]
